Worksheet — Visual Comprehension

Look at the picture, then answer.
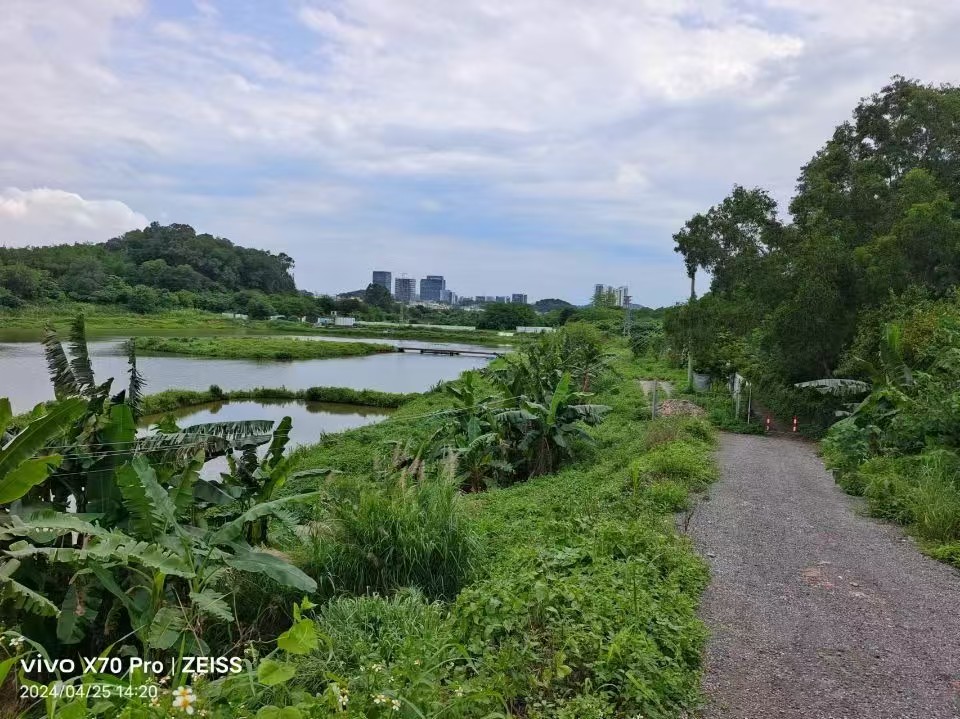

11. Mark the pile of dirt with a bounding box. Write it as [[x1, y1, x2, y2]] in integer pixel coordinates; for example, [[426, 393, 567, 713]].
[[657, 399, 706, 417]]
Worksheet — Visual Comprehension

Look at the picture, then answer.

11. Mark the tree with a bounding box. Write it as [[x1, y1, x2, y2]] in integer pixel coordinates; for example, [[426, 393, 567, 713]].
[[476, 302, 540, 330], [126, 285, 161, 314], [533, 298, 573, 313], [364, 282, 394, 310]]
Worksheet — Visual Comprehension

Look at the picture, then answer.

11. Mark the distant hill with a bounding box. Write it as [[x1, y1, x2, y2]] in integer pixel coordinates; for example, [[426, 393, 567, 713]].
[[533, 298, 574, 312], [0, 222, 297, 308]]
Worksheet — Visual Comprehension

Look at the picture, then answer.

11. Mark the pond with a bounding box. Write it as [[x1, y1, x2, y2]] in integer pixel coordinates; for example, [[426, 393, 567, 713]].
[[0, 334, 491, 412], [139, 399, 393, 480]]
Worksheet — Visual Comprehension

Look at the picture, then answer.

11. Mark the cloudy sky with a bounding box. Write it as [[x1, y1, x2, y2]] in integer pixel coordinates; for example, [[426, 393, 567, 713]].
[[2, 1, 960, 305]]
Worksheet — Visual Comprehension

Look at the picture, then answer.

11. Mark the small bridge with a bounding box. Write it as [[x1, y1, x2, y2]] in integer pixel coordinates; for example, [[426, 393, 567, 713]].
[[396, 346, 503, 358]]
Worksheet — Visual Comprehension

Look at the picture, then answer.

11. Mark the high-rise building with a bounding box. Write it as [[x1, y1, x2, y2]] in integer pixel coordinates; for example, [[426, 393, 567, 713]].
[[511, 293, 528, 304], [372, 270, 392, 291], [419, 275, 446, 302], [593, 284, 630, 307], [394, 277, 416, 303], [495, 295, 509, 304]]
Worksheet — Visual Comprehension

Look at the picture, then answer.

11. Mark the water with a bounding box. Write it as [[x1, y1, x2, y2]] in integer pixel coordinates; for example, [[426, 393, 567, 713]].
[[0, 335, 490, 412], [139, 399, 392, 479]]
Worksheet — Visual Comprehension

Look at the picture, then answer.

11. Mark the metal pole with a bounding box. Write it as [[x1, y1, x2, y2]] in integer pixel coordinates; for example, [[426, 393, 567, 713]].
[[651, 379, 658, 420], [746, 385, 752, 423]]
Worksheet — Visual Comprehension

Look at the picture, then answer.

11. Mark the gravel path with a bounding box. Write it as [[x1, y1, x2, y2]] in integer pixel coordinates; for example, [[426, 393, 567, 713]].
[[689, 433, 960, 719]]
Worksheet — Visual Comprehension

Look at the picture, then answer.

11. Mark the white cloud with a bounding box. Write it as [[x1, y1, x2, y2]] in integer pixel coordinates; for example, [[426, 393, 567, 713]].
[[1, 1, 960, 301], [0, 188, 148, 247]]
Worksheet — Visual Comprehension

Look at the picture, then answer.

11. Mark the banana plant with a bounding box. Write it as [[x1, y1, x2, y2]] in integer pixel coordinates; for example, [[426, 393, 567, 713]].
[[215, 416, 333, 544], [498, 373, 610, 478], [1, 456, 321, 656], [0, 397, 86, 506]]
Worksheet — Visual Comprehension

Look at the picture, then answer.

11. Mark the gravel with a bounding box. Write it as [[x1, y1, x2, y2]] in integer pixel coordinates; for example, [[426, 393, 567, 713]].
[[688, 433, 960, 719]]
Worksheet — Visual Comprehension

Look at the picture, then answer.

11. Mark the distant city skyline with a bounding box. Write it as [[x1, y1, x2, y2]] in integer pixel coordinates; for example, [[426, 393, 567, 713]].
[[370, 268, 532, 305]]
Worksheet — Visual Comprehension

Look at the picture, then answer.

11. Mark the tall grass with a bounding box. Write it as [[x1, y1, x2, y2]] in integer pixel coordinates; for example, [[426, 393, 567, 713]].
[[296, 471, 480, 601]]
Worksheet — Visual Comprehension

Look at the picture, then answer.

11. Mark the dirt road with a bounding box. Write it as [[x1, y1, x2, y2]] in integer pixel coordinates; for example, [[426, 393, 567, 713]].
[[689, 433, 960, 719]]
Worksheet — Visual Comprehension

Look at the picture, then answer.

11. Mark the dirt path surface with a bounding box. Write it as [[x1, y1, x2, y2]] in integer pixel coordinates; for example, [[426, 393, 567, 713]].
[[690, 433, 960, 719]]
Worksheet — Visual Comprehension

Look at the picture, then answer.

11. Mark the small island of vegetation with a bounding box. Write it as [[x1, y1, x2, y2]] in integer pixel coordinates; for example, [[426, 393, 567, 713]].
[[134, 335, 395, 361]]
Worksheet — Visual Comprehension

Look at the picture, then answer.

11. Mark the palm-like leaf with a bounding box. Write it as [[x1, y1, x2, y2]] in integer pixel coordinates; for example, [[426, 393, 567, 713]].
[[42, 327, 80, 399], [794, 378, 871, 396], [0, 559, 59, 616], [68, 314, 96, 393], [115, 458, 178, 539], [125, 339, 146, 419]]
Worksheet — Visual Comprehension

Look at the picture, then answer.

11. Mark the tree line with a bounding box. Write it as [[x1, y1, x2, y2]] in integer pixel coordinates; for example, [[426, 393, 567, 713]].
[[666, 76, 960, 394]]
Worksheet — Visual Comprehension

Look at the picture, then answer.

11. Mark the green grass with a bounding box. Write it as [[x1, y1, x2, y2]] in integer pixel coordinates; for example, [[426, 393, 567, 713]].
[[133, 335, 394, 360], [140, 385, 417, 414], [299, 324, 518, 347], [295, 473, 480, 601], [825, 449, 960, 568], [0, 303, 517, 346], [265, 352, 716, 717]]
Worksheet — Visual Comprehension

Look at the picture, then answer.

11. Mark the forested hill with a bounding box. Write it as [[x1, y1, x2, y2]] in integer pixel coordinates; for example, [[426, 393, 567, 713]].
[[0, 222, 296, 305]]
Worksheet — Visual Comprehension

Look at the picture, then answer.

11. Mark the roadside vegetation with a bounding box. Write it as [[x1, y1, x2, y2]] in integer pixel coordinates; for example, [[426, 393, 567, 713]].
[[644, 77, 960, 562], [0, 313, 716, 718], [134, 335, 395, 360]]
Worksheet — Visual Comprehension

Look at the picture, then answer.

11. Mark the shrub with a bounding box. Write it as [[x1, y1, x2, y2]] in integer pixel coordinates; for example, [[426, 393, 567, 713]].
[[208, 383, 224, 398], [643, 480, 690, 512], [296, 473, 479, 600], [641, 416, 714, 451], [634, 439, 717, 490], [908, 452, 960, 543]]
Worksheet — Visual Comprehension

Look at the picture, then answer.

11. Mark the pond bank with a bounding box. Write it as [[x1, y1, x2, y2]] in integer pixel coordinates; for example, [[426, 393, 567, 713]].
[[134, 335, 393, 360], [141, 385, 419, 415]]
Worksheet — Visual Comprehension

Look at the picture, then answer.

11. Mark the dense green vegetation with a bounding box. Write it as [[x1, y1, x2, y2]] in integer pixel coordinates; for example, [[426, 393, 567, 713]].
[[661, 76, 960, 562], [134, 336, 394, 361], [141, 386, 417, 415], [0, 315, 716, 717]]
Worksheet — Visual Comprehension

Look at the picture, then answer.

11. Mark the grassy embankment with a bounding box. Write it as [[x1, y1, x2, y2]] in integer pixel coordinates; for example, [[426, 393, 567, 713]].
[[141, 385, 418, 414], [249, 350, 719, 717], [0, 304, 516, 346], [133, 335, 394, 360]]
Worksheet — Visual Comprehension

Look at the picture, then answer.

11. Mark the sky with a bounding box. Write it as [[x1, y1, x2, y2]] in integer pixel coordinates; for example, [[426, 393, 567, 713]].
[[2, 1, 960, 306]]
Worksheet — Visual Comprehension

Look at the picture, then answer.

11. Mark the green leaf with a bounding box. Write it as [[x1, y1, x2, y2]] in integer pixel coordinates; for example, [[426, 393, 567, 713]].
[[256, 659, 296, 686], [0, 456, 62, 505], [210, 492, 322, 545], [168, 454, 204, 515], [189, 589, 234, 623], [54, 700, 88, 719], [115, 457, 178, 538], [86, 403, 135, 517], [68, 314, 96, 393], [276, 619, 318, 655], [42, 327, 81, 399], [223, 548, 316, 592], [57, 582, 102, 645], [0, 397, 85, 481], [0, 560, 59, 617], [147, 607, 185, 650], [0, 513, 106, 543]]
